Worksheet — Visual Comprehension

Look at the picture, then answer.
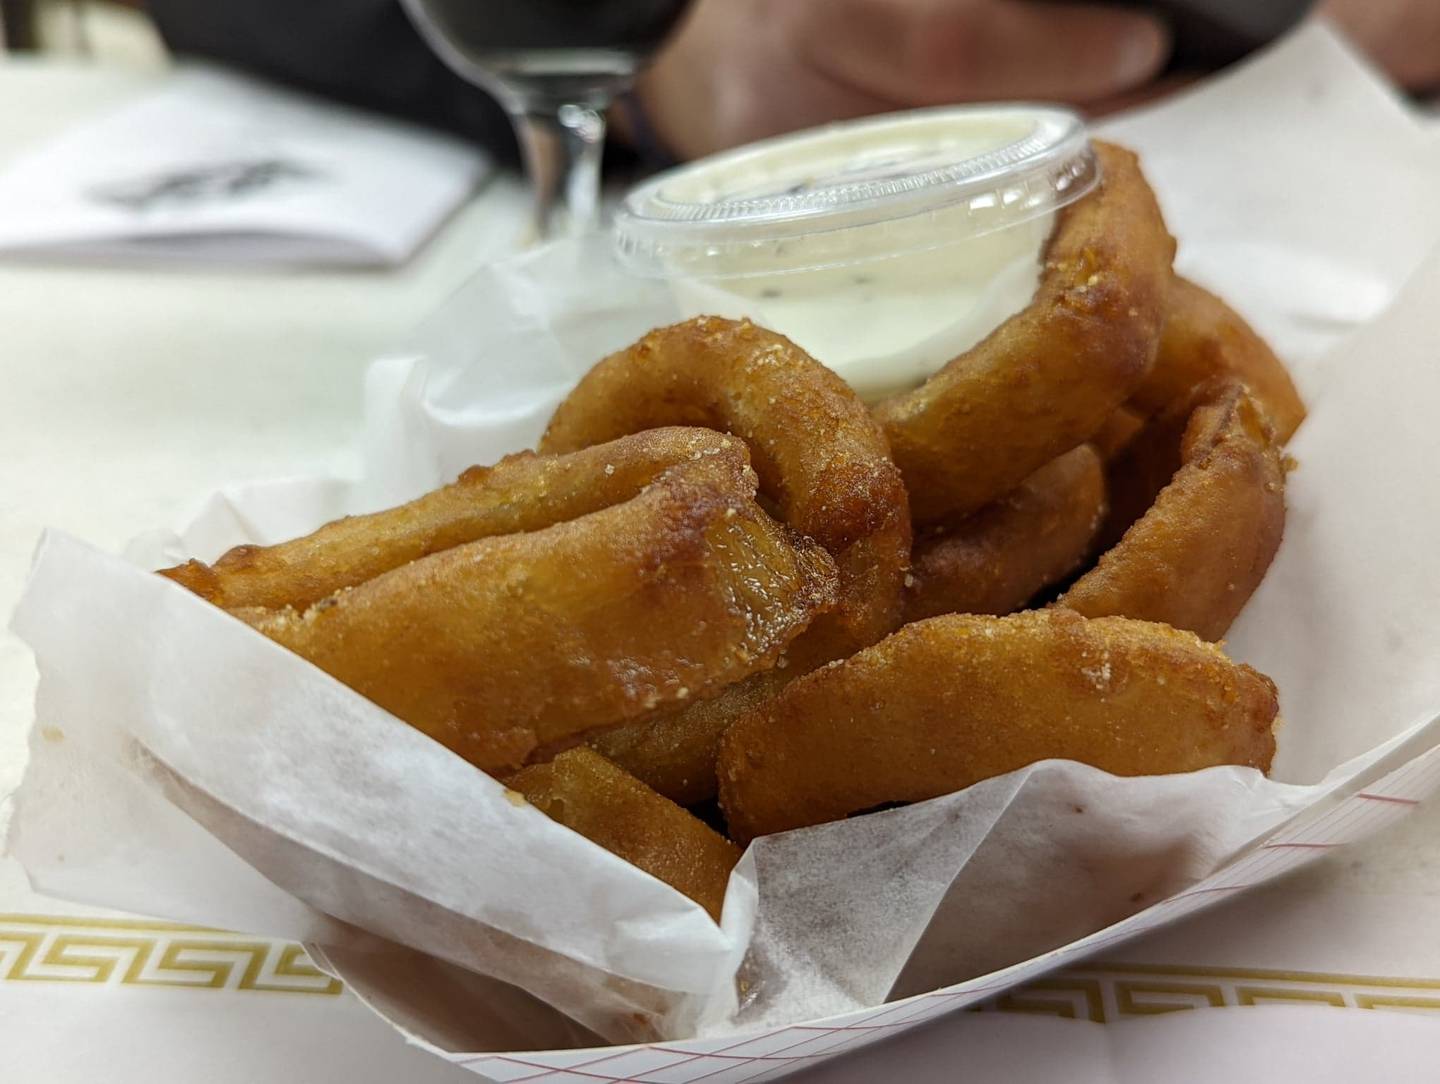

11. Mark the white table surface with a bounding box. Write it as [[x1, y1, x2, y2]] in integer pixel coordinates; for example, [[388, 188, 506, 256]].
[[6, 57, 1440, 1083]]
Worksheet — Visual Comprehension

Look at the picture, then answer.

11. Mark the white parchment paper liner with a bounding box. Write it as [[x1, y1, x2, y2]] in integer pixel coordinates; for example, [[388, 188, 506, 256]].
[[8, 22, 1440, 1063]]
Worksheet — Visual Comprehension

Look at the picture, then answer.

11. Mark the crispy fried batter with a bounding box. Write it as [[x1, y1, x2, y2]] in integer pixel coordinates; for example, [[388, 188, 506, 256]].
[[873, 142, 1174, 524], [1091, 405, 1147, 462], [542, 317, 912, 802], [542, 316, 910, 667], [508, 749, 740, 921], [1132, 275, 1306, 442], [1059, 380, 1286, 641], [233, 434, 839, 776], [903, 445, 1106, 622], [160, 428, 762, 612], [588, 677, 774, 807], [717, 610, 1278, 842]]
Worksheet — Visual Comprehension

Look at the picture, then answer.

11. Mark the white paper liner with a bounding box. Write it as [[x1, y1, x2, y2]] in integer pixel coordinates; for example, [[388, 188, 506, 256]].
[[7, 21, 1440, 1073]]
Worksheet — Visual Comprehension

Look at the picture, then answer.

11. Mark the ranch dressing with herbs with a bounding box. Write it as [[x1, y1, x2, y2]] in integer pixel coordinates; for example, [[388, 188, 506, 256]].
[[613, 105, 1098, 400]]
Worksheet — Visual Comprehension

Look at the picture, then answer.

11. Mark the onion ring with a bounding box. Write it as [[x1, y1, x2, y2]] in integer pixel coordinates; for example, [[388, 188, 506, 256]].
[[1132, 275, 1305, 442], [203, 430, 839, 776], [873, 142, 1174, 524], [587, 679, 772, 807], [903, 445, 1106, 622], [541, 316, 911, 666], [1058, 380, 1286, 641], [1091, 405, 1147, 462], [541, 317, 911, 803], [507, 748, 740, 920], [717, 609, 1278, 842], [161, 427, 767, 612]]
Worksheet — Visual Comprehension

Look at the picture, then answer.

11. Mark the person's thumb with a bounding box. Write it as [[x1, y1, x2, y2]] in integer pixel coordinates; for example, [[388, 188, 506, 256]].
[[982, 2, 1173, 102]]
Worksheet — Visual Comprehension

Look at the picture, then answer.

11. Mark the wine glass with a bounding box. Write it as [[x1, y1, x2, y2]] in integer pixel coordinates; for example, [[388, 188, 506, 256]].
[[401, 0, 691, 240]]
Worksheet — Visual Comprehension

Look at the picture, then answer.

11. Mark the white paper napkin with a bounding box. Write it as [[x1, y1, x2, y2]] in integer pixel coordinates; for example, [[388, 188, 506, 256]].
[[1097, 18, 1440, 377], [0, 65, 491, 267]]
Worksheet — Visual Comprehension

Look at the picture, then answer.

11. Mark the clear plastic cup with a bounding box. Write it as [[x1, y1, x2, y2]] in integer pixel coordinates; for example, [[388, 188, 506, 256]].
[[613, 104, 1098, 401]]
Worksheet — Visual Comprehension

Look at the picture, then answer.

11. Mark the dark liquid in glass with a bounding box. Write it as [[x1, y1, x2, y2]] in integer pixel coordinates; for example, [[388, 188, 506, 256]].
[[412, 0, 691, 102]]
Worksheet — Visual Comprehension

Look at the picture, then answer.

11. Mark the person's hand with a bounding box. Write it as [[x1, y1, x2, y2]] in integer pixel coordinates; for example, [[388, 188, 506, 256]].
[[1318, 0, 1440, 90], [635, 0, 1171, 161]]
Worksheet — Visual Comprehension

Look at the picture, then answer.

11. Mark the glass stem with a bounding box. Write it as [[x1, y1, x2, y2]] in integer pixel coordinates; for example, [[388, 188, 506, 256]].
[[510, 101, 607, 240]]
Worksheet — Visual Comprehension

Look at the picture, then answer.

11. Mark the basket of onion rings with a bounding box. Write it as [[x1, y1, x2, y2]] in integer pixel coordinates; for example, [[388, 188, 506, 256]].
[[12, 57, 1440, 1080]]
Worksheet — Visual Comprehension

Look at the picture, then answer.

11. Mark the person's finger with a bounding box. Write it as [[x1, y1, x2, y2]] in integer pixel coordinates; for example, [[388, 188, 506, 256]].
[[798, 0, 1173, 106], [1084, 71, 1204, 118], [637, 0, 899, 160], [1316, 0, 1440, 90]]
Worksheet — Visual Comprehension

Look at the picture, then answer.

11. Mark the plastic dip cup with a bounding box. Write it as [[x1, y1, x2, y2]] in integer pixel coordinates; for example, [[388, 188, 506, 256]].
[[613, 105, 1099, 401]]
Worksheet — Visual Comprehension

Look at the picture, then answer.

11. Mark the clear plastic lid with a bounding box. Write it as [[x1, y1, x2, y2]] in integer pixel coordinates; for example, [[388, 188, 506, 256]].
[[614, 104, 1097, 279]]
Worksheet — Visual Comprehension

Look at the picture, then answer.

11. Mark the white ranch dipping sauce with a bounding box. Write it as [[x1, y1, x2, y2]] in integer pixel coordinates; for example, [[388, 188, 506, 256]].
[[614, 106, 1100, 402]]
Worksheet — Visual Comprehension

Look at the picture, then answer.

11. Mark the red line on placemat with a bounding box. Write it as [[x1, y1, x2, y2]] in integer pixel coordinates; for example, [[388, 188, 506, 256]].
[[490, 1054, 643, 1082], [1273, 753, 1434, 852], [730, 1064, 795, 1084], [471, 1049, 622, 1079], [1303, 788, 1395, 848], [737, 1019, 892, 1076], [1373, 750, 1440, 800], [688, 1051, 794, 1084], [472, 1010, 817, 1081], [924, 979, 1022, 1003], [1227, 837, 1325, 887], [1272, 786, 1408, 861], [1173, 883, 1256, 899], [474, 974, 1058, 1083], [717, 1028, 878, 1084], [646, 1047, 836, 1064], [684, 996, 952, 1084], [1210, 772, 1430, 893], [1260, 841, 1337, 849], [676, 994, 950, 1083], [1357, 792, 1421, 805]]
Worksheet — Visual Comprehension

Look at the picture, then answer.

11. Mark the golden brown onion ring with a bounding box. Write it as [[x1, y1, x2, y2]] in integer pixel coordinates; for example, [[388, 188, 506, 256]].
[[541, 316, 911, 667], [507, 748, 740, 921], [1091, 405, 1147, 462], [1059, 380, 1286, 641], [1132, 275, 1306, 442], [717, 610, 1278, 842], [873, 142, 1174, 524], [587, 679, 771, 808], [903, 445, 1106, 622], [542, 318, 911, 803], [226, 432, 838, 776], [161, 427, 761, 613]]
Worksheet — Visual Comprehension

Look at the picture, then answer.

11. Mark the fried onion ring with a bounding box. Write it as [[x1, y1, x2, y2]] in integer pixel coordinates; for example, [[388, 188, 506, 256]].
[[1059, 380, 1286, 641], [1132, 275, 1306, 442], [1091, 405, 1147, 462], [508, 748, 740, 921], [161, 427, 766, 613], [903, 445, 1106, 622], [717, 609, 1278, 842], [873, 142, 1174, 524], [541, 316, 911, 666], [215, 431, 838, 776], [541, 317, 911, 803], [587, 679, 772, 807]]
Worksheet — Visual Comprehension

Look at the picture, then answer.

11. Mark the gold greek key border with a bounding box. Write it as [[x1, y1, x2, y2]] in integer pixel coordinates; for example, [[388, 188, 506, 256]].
[[980, 961, 1440, 1023], [7, 913, 1440, 1025], [0, 914, 341, 996]]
